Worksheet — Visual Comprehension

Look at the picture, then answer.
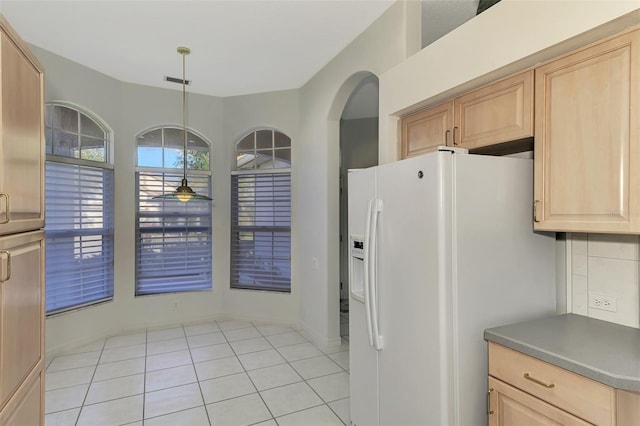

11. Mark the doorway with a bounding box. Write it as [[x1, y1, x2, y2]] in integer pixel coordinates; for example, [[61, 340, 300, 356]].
[[339, 74, 379, 341]]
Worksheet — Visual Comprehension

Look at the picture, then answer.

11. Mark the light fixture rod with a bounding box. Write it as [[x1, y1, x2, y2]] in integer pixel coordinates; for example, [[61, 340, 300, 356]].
[[179, 46, 190, 183]]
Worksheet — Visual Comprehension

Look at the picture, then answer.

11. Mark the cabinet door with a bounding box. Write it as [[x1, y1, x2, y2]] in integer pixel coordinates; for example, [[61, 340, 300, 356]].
[[0, 17, 45, 236], [0, 371, 42, 426], [454, 71, 533, 149], [0, 231, 44, 411], [488, 377, 592, 426], [401, 100, 453, 158], [534, 30, 640, 233]]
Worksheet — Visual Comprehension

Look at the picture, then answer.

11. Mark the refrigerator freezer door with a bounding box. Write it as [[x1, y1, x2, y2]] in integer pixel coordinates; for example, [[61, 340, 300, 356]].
[[348, 167, 379, 426], [375, 152, 454, 426]]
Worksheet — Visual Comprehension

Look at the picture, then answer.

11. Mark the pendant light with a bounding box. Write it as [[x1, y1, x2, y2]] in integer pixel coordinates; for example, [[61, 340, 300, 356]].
[[153, 46, 212, 202]]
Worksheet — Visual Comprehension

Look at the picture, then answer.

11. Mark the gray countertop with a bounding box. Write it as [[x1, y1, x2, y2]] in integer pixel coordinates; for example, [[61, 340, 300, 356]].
[[484, 313, 640, 391]]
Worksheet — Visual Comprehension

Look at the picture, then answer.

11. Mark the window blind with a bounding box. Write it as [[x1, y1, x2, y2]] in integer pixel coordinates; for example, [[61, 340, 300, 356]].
[[136, 172, 212, 295], [231, 172, 291, 291], [45, 161, 114, 313]]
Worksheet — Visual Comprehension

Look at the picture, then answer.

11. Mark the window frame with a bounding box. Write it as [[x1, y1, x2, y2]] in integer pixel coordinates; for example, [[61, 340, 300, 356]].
[[44, 102, 114, 315], [230, 128, 292, 293], [134, 125, 213, 296]]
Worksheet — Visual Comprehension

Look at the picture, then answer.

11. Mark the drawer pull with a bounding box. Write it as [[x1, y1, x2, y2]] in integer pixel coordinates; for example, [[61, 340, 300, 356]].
[[0, 250, 10, 283], [0, 193, 9, 224], [524, 373, 555, 388]]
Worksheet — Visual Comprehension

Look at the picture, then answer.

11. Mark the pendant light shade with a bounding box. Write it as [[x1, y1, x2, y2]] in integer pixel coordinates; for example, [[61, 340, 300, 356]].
[[153, 46, 212, 202]]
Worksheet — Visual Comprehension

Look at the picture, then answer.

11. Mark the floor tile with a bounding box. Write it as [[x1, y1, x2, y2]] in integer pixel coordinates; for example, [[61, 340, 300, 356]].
[[104, 332, 146, 349], [45, 384, 89, 414], [200, 373, 256, 404], [144, 383, 204, 419], [61, 339, 106, 355], [144, 406, 211, 426], [307, 372, 350, 402], [146, 364, 198, 392], [184, 321, 221, 336], [206, 393, 271, 426], [44, 407, 80, 425], [253, 421, 277, 426], [329, 397, 350, 425], [264, 331, 307, 348], [76, 394, 143, 426], [191, 343, 235, 363], [276, 342, 322, 362], [45, 366, 95, 391], [290, 355, 342, 380], [222, 327, 261, 342], [321, 339, 350, 355], [93, 357, 145, 382], [254, 324, 294, 337], [276, 404, 344, 426], [329, 351, 350, 371], [195, 356, 244, 381], [147, 327, 185, 343], [188, 331, 227, 349], [47, 351, 101, 372], [147, 337, 189, 356], [146, 349, 192, 372], [84, 373, 144, 405], [259, 382, 323, 417], [237, 349, 286, 371], [229, 337, 272, 355], [247, 363, 302, 391], [217, 319, 253, 331], [99, 344, 146, 364]]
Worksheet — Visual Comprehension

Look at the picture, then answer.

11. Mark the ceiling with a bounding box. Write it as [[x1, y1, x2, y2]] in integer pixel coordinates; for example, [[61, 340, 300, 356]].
[[0, 0, 483, 101], [0, 0, 395, 97]]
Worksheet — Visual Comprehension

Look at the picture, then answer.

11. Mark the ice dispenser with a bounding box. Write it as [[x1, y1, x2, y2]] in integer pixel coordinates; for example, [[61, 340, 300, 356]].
[[349, 235, 365, 303]]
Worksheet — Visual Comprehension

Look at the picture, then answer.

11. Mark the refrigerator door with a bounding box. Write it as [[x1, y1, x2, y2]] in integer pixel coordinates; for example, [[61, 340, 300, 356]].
[[375, 152, 454, 426], [348, 166, 380, 426]]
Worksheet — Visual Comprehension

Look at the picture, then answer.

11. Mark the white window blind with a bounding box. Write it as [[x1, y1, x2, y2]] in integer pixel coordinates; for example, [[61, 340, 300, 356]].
[[136, 172, 212, 295], [45, 161, 114, 313], [231, 172, 291, 291]]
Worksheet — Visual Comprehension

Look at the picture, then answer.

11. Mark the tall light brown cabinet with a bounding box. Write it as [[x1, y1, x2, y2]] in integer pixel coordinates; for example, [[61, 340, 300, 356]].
[[0, 15, 46, 426]]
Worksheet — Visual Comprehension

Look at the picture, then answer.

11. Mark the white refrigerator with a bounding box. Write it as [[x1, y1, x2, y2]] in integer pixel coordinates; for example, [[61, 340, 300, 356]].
[[348, 147, 557, 426]]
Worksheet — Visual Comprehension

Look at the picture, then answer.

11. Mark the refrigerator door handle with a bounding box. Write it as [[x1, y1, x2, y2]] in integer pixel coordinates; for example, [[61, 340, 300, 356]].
[[363, 199, 374, 347], [369, 199, 384, 351]]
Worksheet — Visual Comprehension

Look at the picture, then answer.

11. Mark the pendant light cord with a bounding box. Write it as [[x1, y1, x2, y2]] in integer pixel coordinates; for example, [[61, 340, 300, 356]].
[[182, 48, 188, 182]]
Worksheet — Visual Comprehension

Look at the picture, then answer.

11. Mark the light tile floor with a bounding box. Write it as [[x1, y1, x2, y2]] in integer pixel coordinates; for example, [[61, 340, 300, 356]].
[[44, 320, 350, 426]]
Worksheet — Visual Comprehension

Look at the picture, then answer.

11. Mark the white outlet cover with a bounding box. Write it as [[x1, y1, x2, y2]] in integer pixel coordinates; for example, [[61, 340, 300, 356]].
[[588, 293, 617, 313]]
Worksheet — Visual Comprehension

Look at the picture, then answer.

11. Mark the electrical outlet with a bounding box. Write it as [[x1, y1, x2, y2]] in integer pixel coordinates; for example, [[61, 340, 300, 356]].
[[588, 294, 617, 312]]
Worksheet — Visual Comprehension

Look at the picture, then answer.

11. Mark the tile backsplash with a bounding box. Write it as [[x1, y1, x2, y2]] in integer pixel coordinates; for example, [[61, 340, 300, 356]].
[[570, 233, 640, 328]]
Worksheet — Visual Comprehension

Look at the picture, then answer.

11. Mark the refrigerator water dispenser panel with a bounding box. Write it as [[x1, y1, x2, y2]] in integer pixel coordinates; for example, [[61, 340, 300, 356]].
[[349, 235, 365, 303]]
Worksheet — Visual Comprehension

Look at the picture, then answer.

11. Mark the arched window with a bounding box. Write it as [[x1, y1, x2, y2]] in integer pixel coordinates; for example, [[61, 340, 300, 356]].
[[44, 103, 114, 314], [231, 129, 291, 292], [135, 126, 212, 295]]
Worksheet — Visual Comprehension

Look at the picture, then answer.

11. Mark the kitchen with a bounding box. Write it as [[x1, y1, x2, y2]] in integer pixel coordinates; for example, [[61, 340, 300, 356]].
[[1, 0, 640, 424]]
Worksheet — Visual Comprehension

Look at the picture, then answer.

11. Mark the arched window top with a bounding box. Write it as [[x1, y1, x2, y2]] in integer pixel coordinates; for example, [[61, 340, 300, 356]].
[[235, 129, 291, 170], [45, 102, 111, 163], [136, 126, 210, 171]]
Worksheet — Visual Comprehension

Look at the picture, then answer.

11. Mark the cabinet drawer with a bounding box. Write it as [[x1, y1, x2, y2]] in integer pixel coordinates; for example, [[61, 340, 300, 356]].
[[488, 342, 614, 425], [489, 377, 592, 426]]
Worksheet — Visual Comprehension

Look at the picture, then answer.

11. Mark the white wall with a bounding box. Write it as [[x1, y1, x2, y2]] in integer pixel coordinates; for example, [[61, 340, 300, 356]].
[[294, 0, 422, 347]]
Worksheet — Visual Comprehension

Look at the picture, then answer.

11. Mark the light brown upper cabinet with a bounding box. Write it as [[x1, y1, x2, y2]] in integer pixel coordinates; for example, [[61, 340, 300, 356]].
[[0, 16, 45, 237], [401, 71, 533, 158], [534, 29, 640, 233], [401, 100, 453, 158], [453, 71, 533, 150]]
